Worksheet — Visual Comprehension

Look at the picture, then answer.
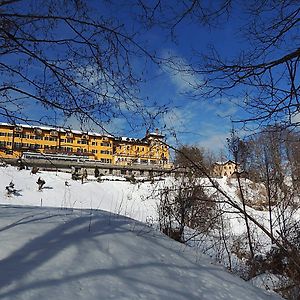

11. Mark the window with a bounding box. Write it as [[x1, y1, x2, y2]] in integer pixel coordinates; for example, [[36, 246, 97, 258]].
[[14, 126, 23, 132], [49, 137, 57, 141], [92, 149, 98, 154], [14, 133, 21, 138], [100, 150, 111, 155], [77, 140, 88, 144], [44, 136, 49, 141], [66, 138, 73, 143], [0, 132, 6, 136], [92, 141, 97, 146], [50, 130, 58, 137], [100, 158, 111, 163], [0, 141, 6, 147], [101, 142, 111, 147]]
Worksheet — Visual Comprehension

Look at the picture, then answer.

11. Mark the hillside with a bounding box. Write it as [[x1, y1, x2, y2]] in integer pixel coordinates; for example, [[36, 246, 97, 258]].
[[0, 205, 281, 300], [0, 166, 282, 299]]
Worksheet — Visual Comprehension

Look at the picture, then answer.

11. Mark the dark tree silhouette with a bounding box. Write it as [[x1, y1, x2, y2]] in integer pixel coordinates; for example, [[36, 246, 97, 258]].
[[131, 0, 300, 128], [0, 0, 164, 132]]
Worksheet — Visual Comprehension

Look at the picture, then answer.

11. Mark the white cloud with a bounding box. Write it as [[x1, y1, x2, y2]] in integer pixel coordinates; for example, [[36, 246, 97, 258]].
[[291, 112, 300, 124], [160, 49, 202, 93], [196, 132, 229, 152]]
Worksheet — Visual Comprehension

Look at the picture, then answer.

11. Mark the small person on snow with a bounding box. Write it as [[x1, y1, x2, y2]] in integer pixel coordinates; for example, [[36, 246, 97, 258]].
[[83, 168, 88, 179], [8, 181, 14, 189], [65, 180, 70, 187], [94, 166, 99, 178], [71, 166, 76, 175], [36, 177, 45, 191], [5, 180, 16, 195], [81, 168, 88, 184], [31, 166, 39, 175]]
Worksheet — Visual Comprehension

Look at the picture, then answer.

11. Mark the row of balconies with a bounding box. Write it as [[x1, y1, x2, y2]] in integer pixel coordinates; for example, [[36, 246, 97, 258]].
[[13, 126, 94, 140], [2, 128, 166, 150]]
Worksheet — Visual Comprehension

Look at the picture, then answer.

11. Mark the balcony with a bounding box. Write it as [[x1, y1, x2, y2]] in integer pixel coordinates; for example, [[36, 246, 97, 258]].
[[66, 132, 73, 138], [14, 126, 23, 133], [34, 128, 42, 135], [50, 130, 58, 137]]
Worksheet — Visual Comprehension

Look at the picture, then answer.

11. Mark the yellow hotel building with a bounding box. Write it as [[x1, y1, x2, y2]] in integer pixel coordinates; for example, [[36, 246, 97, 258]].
[[0, 123, 170, 168]]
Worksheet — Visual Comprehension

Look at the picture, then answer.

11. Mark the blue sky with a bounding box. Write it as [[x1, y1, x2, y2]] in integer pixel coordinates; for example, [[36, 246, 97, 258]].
[[121, 4, 248, 152], [0, 1, 255, 154]]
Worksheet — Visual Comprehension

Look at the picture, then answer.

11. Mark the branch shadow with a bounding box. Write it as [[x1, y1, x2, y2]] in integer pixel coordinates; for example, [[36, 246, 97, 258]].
[[0, 206, 277, 300]]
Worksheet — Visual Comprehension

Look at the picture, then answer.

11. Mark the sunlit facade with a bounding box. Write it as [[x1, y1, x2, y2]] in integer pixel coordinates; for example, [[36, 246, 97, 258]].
[[0, 123, 170, 168]]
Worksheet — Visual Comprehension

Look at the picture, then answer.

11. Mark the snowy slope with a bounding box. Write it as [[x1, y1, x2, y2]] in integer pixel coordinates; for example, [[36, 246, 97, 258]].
[[0, 205, 281, 300], [0, 166, 158, 222], [0, 166, 285, 298]]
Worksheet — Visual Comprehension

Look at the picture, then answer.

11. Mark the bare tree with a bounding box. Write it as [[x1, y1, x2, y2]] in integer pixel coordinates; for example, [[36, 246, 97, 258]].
[[0, 0, 164, 131], [130, 1, 300, 129], [158, 170, 218, 243]]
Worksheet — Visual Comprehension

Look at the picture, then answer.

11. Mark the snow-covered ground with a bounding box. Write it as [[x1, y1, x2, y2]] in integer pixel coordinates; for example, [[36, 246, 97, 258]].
[[0, 166, 283, 299], [0, 166, 158, 222]]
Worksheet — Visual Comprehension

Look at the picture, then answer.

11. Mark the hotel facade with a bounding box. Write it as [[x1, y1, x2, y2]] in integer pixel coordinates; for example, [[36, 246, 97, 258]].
[[0, 123, 170, 169]]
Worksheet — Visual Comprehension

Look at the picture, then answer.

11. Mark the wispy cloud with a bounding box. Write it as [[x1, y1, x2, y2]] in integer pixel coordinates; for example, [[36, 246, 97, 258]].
[[158, 95, 240, 153], [291, 112, 300, 125], [160, 49, 202, 93]]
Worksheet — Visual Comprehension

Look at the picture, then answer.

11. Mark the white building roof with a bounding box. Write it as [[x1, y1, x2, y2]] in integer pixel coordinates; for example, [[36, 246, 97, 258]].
[[0, 122, 113, 138]]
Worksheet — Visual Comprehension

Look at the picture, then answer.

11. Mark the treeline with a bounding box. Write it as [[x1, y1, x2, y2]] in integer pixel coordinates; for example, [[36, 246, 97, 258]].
[[157, 126, 300, 299]]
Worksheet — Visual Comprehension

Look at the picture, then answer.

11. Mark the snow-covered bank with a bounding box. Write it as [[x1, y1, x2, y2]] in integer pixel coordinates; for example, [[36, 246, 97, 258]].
[[0, 205, 280, 299], [0, 166, 157, 222]]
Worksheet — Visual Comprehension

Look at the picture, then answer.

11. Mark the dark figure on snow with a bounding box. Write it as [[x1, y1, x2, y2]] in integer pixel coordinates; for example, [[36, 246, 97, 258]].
[[94, 166, 99, 178], [18, 159, 25, 170], [31, 166, 39, 174], [37, 177, 45, 191], [6, 181, 16, 195], [81, 168, 88, 184]]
